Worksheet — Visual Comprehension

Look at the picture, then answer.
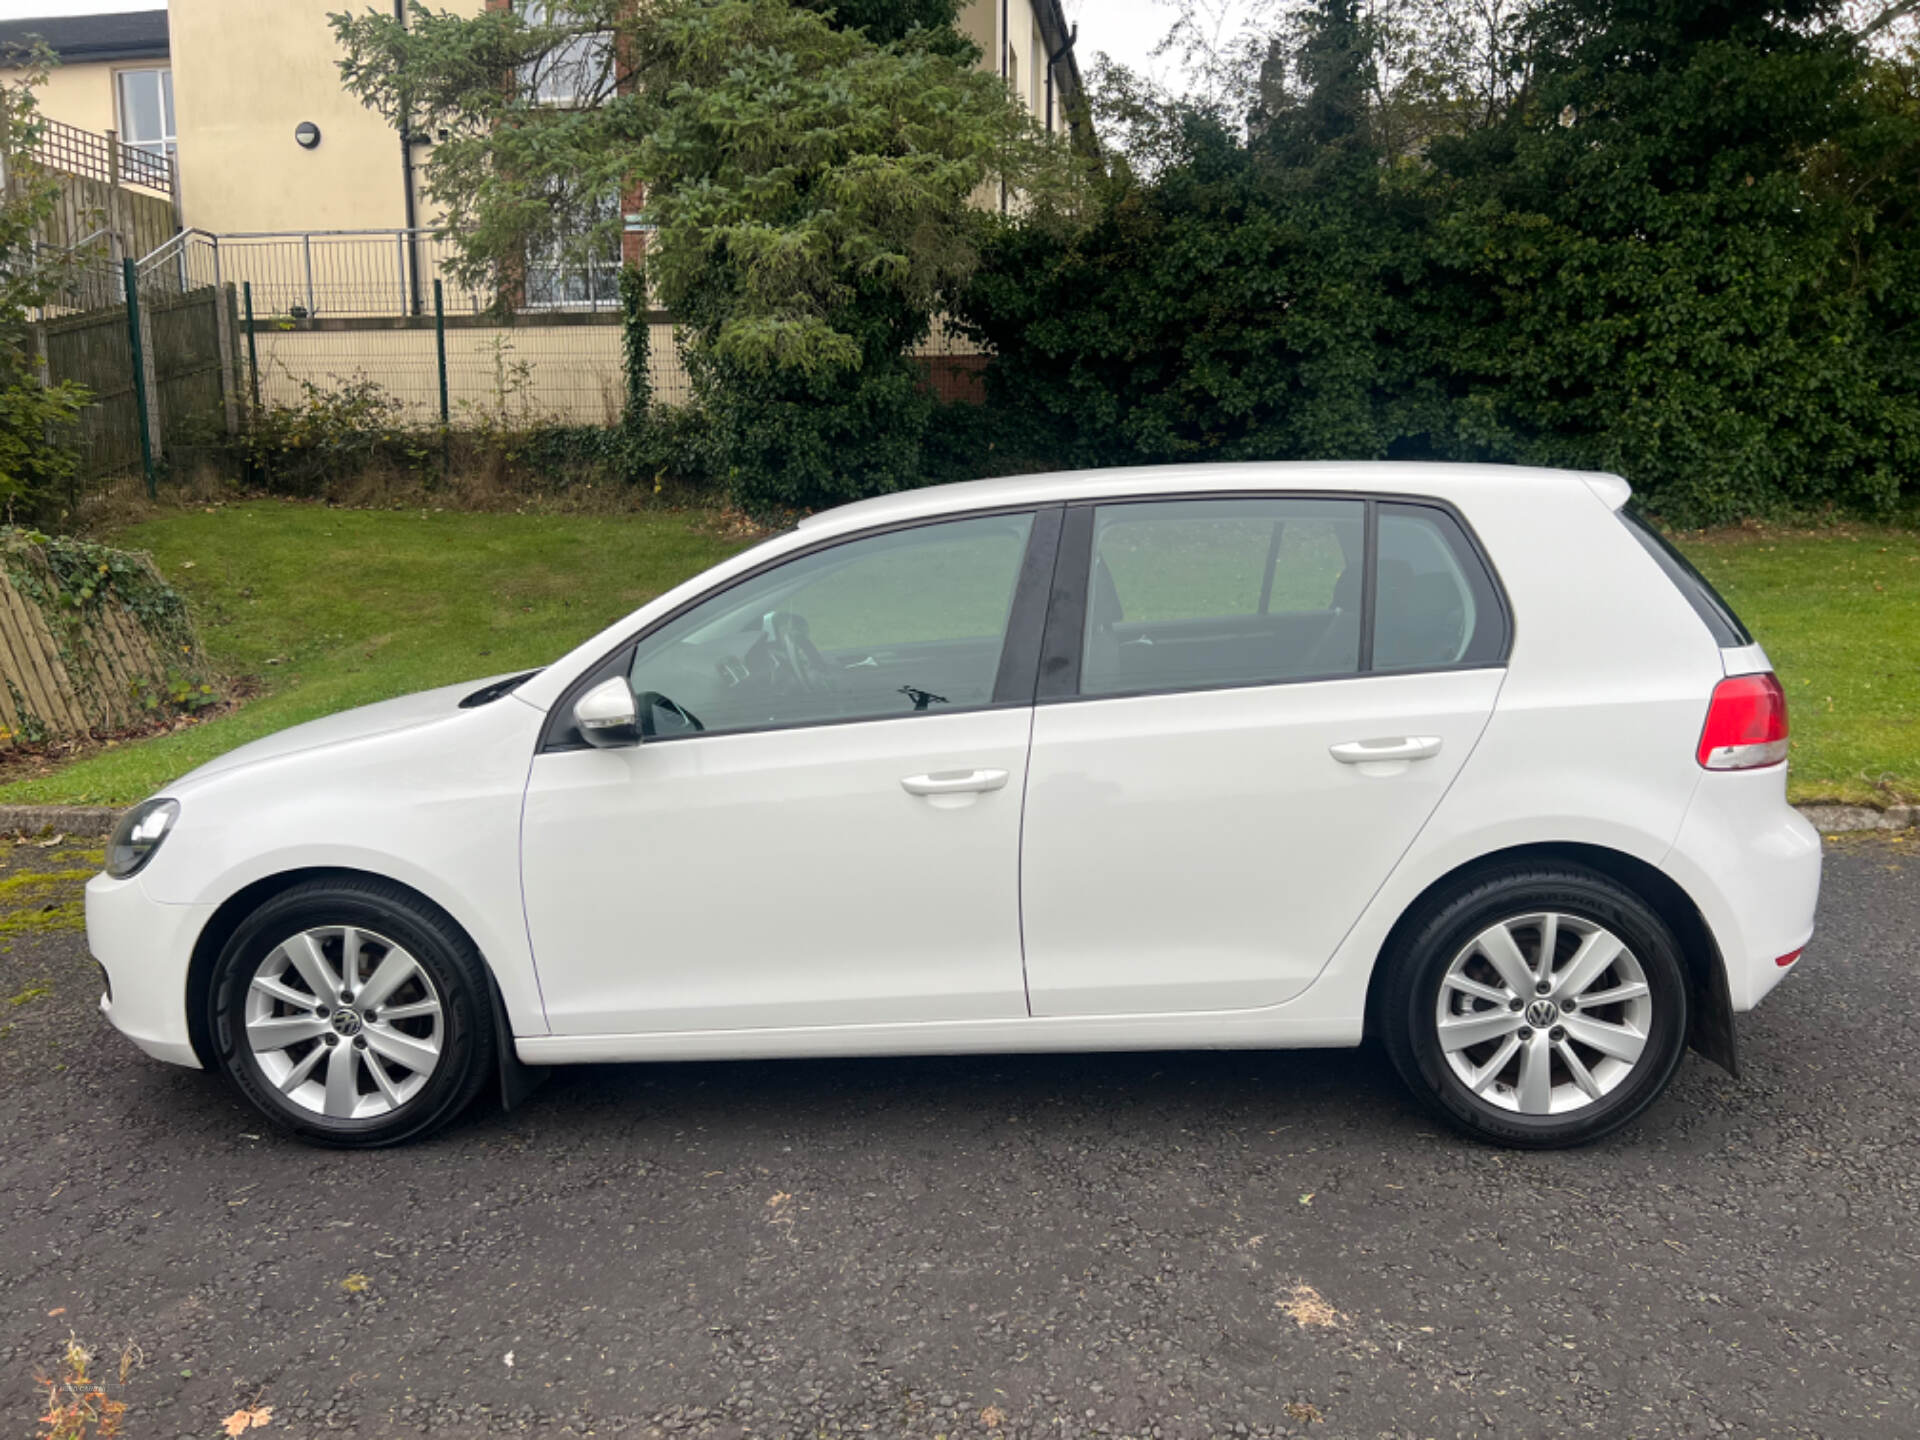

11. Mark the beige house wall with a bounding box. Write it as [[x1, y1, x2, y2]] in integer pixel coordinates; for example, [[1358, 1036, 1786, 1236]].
[[167, 0, 483, 236], [19, 58, 122, 137], [965, 0, 1061, 134]]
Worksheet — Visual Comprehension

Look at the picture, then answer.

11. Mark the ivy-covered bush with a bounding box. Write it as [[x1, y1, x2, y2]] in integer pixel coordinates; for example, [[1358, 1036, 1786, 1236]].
[[956, 0, 1920, 525]]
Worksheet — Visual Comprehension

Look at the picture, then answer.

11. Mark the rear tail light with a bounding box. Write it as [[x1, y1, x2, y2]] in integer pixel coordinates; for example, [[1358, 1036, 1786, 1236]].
[[1697, 673, 1789, 770]]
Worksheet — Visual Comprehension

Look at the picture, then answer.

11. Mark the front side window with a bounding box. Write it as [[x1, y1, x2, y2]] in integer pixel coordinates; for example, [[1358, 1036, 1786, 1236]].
[[1080, 498, 1366, 697], [116, 67, 174, 160], [625, 513, 1036, 738]]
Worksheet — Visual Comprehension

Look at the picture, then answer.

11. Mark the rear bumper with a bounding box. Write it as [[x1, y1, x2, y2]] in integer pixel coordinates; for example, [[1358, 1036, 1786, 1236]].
[[1663, 767, 1822, 1012], [85, 872, 213, 1068]]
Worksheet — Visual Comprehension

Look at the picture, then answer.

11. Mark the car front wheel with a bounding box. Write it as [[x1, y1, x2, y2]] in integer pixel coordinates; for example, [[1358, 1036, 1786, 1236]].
[[208, 878, 496, 1147], [1379, 865, 1691, 1148]]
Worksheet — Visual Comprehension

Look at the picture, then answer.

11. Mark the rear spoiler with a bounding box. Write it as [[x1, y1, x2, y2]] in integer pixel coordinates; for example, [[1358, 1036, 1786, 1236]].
[[1584, 473, 1632, 511]]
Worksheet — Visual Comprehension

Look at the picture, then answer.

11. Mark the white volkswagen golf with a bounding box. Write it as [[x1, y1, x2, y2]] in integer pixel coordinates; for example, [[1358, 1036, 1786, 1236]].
[[87, 463, 1821, 1148]]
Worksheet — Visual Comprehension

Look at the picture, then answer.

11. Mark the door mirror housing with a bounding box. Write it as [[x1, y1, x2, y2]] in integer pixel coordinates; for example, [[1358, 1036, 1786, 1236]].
[[574, 677, 640, 748]]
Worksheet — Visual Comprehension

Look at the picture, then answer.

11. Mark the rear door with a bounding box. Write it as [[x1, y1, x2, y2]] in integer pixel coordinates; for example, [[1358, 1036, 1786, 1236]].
[[1019, 495, 1510, 1017]]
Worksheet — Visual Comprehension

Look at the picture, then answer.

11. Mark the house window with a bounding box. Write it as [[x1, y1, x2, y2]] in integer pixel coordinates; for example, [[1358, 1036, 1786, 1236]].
[[116, 67, 174, 160], [524, 188, 623, 309], [518, 0, 613, 107]]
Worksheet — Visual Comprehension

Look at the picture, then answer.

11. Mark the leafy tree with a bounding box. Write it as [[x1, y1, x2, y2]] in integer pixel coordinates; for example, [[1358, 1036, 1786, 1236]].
[[334, 0, 1076, 512], [0, 57, 88, 517], [960, 0, 1439, 469], [1424, 0, 1918, 518]]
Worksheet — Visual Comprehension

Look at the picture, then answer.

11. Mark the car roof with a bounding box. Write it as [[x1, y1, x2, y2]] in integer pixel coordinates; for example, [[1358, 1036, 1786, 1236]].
[[794, 461, 1628, 538]]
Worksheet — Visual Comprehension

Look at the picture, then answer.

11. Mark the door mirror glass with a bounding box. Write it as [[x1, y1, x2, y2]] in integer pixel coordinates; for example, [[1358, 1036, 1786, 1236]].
[[574, 676, 640, 748]]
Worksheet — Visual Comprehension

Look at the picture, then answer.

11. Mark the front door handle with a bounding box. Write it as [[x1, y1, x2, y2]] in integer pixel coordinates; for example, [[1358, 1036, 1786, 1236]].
[[901, 768, 1010, 796], [1329, 735, 1443, 764]]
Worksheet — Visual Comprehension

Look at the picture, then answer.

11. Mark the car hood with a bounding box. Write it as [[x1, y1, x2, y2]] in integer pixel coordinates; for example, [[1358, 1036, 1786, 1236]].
[[168, 673, 535, 792]]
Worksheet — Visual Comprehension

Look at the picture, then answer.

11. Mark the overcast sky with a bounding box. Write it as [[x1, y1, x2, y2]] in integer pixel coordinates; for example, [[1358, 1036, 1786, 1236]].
[[0, 0, 1189, 79]]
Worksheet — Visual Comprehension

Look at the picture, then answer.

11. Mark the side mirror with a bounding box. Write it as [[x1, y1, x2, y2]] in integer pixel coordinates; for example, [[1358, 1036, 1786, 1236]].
[[574, 677, 640, 748]]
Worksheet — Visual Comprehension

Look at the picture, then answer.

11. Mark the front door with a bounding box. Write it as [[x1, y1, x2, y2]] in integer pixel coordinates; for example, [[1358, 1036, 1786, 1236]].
[[1020, 496, 1509, 1016], [522, 509, 1052, 1035]]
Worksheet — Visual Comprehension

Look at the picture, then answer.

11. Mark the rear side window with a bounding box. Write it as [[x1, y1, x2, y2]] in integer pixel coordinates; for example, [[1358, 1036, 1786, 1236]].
[[1080, 498, 1366, 697], [1373, 504, 1508, 671], [1619, 510, 1752, 647]]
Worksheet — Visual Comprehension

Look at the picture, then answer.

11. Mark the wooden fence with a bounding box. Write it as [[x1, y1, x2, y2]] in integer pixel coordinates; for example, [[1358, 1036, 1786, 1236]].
[[0, 537, 216, 747], [36, 281, 242, 498]]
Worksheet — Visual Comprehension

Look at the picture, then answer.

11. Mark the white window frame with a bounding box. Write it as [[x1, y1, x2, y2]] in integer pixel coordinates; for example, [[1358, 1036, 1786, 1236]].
[[517, 0, 614, 109], [522, 186, 624, 312], [115, 65, 175, 159]]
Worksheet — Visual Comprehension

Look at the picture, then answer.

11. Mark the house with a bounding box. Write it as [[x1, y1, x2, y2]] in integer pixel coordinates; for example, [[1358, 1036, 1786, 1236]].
[[0, 8, 172, 162], [3, 0, 1088, 244]]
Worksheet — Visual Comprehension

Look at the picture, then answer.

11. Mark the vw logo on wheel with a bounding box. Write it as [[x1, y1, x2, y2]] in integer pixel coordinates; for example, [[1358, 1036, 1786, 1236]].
[[1525, 999, 1559, 1029], [330, 1008, 365, 1038]]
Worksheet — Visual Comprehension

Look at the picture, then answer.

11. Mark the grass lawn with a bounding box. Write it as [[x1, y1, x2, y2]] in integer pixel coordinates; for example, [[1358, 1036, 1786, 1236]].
[[0, 502, 1910, 808], [0, 501, 752, 806], [1675, 524, 1920, 805]]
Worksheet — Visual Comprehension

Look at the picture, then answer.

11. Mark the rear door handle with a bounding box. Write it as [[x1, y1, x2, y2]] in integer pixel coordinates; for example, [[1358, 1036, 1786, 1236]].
[[1329, 735, 1442, 764], [901, 768, 1010, 796]]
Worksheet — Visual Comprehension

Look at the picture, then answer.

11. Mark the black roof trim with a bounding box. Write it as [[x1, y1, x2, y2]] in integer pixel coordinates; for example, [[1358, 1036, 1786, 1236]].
[[0, 10, 169, 64]]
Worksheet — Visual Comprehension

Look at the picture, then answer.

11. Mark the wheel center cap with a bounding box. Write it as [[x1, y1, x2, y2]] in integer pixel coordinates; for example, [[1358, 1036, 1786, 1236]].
[[1525, 999, 1559, 1029], [330, 1008, 364, 1038]]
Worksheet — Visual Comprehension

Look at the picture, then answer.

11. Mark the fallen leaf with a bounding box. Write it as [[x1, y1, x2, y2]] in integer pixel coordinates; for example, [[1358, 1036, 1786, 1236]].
[[1277, 1283, 1345, 1329], [980, 1405, 1005, 1428], [341, 1273, 370, 1294], [1299, 1192, 1315, 1206], [222, 1404, 273, 1435], [45, 1307, 64, 1316]]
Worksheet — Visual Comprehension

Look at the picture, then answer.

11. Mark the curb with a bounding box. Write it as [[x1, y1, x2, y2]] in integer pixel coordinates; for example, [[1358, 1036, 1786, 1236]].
[[1795, 803, 1915, 834], [0, 804, 118, 839], [1, 800, 1912, 842]]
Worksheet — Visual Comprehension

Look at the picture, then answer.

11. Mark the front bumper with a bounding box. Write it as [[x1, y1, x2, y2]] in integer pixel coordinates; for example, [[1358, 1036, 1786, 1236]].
[[85, 871, 215, 1068], [1663, 766, 1822, 1013]]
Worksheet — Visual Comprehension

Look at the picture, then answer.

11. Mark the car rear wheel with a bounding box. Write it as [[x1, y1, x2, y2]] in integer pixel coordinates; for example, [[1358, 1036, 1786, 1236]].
[[208, 878, 496, 1147], [1379, 865, 1690, 1148]]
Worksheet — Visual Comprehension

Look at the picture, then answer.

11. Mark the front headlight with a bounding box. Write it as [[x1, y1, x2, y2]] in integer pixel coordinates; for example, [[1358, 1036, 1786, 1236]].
[[106, 798, 179, 879]]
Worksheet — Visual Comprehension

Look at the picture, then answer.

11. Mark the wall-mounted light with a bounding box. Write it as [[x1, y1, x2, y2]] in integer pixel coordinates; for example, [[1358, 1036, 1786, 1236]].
[[295, 121, 322, 150]]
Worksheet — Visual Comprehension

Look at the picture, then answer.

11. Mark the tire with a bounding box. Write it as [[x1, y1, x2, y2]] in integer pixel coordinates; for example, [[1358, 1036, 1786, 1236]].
[[1378, 865, 1690, 1149], [208, 877, 497, 1147]]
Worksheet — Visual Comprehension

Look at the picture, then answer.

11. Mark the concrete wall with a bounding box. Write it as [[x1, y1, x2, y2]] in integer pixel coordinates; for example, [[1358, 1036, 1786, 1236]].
[[168, 0, 484, 236], [251, 322, 691, 426]]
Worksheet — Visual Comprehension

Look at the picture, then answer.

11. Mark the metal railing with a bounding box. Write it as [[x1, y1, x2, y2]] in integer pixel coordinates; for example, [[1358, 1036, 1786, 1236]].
[[133, 228, 630, 321]]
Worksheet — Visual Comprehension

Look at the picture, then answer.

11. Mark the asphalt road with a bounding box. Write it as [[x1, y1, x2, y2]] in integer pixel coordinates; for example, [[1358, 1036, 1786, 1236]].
[[2, 836, 1915, 1440]]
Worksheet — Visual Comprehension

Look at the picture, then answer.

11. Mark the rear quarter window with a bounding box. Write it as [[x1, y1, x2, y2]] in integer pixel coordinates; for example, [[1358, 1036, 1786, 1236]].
[[1619, 511, 1752, 647]]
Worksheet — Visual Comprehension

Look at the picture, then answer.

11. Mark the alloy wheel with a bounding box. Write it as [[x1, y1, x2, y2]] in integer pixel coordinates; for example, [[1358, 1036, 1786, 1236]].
[[242, 925, 445, 1120], [1433, 911, 1654, 1116]]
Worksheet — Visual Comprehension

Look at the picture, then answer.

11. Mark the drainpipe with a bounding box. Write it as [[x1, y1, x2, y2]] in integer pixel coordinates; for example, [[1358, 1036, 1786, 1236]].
[[396, 0, 422, 315], [999, 0, 1008, 213], [1046, 22, 1076, 136]]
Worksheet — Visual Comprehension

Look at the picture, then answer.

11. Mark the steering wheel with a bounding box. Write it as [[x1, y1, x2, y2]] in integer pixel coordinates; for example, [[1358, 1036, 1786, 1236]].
[[751, 611, 838, 694]]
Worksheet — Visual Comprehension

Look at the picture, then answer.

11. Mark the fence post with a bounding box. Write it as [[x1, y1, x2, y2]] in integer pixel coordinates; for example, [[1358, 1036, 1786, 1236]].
[[214, 280, 240, 437], [302, 233, 315, 316], [396, 232, 408, 317], [434, 278, 450, 475], [124, 257, 155, 499], [243, 280, 262, 412]]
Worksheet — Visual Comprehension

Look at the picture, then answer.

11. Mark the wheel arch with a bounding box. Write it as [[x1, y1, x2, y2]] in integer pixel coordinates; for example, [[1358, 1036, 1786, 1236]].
[[1361, 841, 1737, 1076], [183, 866, 546, 1106]]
